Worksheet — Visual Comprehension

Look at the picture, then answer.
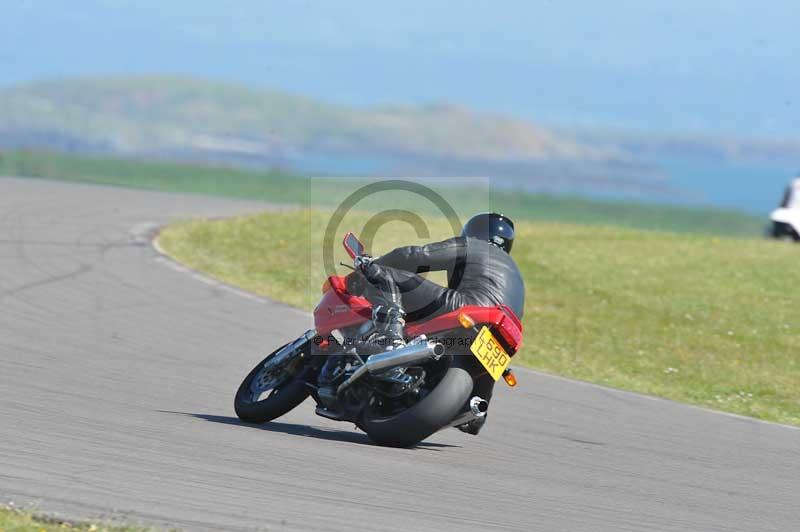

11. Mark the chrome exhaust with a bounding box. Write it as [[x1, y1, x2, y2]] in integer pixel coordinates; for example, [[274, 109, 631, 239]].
[[337, 340, 444, 394], [365, 340, 445, 374], [447, 396, 489, 428]]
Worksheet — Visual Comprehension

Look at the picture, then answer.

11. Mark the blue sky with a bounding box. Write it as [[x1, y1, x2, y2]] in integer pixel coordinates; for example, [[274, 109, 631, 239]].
[[2, 0, 798, 137]]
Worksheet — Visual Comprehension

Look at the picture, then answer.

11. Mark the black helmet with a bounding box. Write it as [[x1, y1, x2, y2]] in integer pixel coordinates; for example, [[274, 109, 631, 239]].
[[461, 212, 515, 253]]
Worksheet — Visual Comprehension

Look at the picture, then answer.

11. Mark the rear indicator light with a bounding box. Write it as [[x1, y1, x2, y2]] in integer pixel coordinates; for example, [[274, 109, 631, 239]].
[[458, 312, 476, 329]]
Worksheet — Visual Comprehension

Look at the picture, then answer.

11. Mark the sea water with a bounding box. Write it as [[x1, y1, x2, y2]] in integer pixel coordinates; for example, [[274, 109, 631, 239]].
[[657, 156, 799, 215]]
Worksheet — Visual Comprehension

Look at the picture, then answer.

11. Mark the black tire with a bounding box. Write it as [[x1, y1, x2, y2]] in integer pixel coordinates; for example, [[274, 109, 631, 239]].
[[359, 357, 475, 447], [234, 343, 310, 424], [772, 221, 800, 242]]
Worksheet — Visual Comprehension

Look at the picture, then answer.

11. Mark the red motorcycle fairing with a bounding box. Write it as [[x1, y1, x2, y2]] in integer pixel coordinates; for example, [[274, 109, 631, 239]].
[[406, 304, 523, 354], [313, 275, 523, 354], [313, 276, 371, 336]]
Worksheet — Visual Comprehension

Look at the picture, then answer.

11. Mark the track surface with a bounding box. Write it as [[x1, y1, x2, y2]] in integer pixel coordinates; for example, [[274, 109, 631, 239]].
[[0, 177, 798, 532]]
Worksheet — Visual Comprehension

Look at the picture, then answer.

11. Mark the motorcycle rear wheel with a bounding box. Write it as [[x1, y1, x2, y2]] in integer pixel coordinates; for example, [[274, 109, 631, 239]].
[[358, 357, 474, 447], [234, 342, 310, 424]]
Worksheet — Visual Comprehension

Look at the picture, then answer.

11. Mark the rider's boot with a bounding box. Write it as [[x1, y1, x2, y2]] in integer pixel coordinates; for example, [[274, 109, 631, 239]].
[[365, 305, 406, 350], [321, 304, 406, 383]]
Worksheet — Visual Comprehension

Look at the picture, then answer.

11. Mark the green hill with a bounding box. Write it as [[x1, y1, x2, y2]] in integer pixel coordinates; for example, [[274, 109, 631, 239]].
[[0, 76, 619, 165]]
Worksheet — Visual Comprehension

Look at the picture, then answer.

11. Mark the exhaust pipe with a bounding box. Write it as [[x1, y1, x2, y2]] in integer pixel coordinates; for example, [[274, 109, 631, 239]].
[[364, 340, 445, 374], [470, 396, 489, 416], [337, 340, 444, 394], [447, 396, 489, 428]]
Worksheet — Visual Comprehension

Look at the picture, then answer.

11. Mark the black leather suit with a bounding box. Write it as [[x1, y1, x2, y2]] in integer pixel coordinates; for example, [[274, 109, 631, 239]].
[[360, 236, 525, 325]]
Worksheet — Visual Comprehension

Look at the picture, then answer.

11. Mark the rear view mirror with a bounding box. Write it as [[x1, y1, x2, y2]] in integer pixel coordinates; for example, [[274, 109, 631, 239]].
[[343, 232, 365, 259]]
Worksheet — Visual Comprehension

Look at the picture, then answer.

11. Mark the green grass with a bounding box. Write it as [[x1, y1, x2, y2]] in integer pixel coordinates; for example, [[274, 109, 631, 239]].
[[0, 506, 151, 532], [159, 209, 800, 426], [0, 149, 309, 204], [0, 149, 766, 236]]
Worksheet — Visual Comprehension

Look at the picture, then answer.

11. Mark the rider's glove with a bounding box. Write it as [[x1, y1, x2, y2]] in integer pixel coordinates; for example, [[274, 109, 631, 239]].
[[354, 254, 373, 272]]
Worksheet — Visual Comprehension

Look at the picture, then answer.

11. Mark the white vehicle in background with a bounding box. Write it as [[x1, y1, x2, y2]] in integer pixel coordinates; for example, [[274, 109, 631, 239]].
[[770, 178, 800, 241]]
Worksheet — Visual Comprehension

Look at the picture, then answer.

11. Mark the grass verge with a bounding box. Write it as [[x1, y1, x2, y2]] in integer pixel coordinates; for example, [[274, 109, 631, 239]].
[[0, 149, 766, 236], [159, 209, 800, 426], [0, 506, 150, 532]]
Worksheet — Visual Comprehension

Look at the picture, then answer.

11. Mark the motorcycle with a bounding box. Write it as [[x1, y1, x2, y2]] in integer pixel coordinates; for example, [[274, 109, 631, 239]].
[[770, 178, 800, 241], [234, 232, 523, 447]]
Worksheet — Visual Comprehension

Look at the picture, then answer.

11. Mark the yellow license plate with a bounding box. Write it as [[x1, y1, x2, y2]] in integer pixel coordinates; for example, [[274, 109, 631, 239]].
[[470, 326, 511, 381]]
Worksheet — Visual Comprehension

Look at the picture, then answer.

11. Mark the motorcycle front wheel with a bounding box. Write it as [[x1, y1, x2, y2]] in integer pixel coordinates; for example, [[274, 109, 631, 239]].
[[234, 341, 311, 424]]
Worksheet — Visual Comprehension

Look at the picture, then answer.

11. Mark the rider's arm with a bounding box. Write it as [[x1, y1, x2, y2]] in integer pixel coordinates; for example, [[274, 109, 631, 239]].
[[374, 237, 466, 274]]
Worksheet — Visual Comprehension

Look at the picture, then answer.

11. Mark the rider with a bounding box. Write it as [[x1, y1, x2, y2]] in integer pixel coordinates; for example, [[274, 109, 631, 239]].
[[355, 212, 525, 348], [319, 212, 524, 433]]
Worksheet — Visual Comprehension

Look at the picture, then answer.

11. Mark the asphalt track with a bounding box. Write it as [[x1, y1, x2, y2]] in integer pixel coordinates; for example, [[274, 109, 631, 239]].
[[0, 176, 798, 532]]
